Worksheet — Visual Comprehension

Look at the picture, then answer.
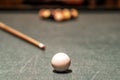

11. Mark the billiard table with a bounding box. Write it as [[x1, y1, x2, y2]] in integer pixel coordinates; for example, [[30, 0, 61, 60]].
[[0, 9, 120, 80]]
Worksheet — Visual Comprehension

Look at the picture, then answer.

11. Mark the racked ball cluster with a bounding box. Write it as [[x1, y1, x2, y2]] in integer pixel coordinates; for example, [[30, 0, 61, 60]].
[[38, 8, 79, 22]]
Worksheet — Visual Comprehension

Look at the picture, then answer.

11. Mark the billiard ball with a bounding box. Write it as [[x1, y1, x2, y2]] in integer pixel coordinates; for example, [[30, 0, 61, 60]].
[[51, 9, 62, 16], [52, 9, 61, 13], [51, 52, 71, 72], [70, 8, 79, 18], [39, 9, 51, 18], [53, 9, 64, 22], [62, 8, 71, 20]]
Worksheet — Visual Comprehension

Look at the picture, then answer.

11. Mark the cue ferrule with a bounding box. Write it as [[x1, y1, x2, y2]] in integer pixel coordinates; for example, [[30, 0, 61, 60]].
[[0, 22, 45, 49]]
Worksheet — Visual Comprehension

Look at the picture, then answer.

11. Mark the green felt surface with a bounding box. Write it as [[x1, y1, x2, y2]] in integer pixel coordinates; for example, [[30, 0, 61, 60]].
[[0, 11, 120, 80]]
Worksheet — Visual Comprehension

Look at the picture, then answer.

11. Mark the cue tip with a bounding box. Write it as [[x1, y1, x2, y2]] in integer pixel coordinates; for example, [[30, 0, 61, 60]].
[[39, 43, 46, 49]]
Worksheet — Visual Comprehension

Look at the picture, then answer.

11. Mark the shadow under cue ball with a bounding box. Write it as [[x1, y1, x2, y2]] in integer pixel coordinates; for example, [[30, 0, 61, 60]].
[[51, 52, 71, 72], [39, 9, 51, 19]]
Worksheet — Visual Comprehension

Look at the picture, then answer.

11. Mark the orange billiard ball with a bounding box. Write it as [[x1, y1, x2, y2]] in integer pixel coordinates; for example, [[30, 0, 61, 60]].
[[70, 8, 79, 18], [62, 8, 71, 20], [39, 9, 51, 19], [53, 9, 64, 22]]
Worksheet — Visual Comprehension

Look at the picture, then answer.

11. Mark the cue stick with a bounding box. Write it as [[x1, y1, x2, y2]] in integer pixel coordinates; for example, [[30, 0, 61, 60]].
[[0, 22, 45, 49]]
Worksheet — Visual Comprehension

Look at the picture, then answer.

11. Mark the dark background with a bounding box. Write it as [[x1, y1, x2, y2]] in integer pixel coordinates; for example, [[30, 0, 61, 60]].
[[0, 0, 120, 10]]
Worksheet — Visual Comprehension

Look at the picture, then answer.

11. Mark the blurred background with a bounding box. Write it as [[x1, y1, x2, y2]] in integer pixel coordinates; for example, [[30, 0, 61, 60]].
[[0, 0, 120, 10]]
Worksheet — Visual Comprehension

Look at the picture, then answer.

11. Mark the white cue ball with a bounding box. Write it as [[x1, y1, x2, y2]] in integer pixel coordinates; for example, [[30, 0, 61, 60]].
[[51, 52, 71, 72]]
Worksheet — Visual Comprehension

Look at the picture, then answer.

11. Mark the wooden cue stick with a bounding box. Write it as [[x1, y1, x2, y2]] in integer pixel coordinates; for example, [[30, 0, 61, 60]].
[[0, 22, 45, 49]]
